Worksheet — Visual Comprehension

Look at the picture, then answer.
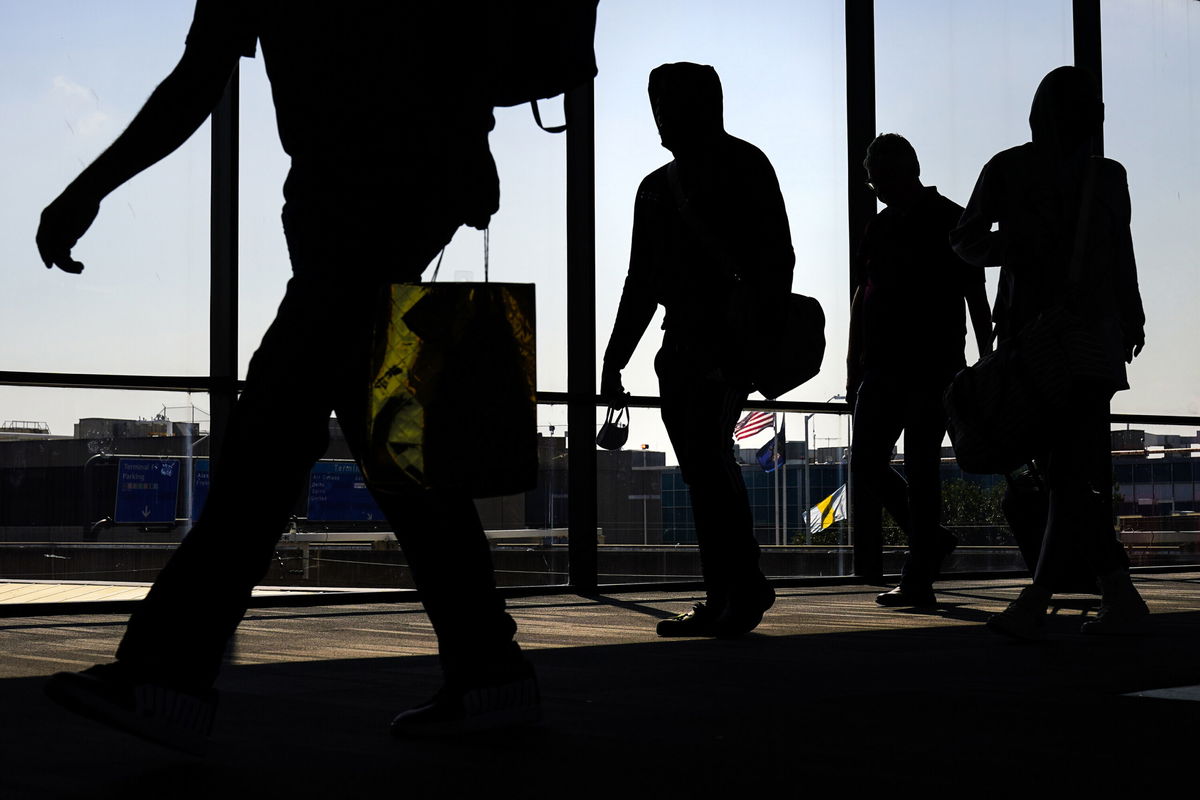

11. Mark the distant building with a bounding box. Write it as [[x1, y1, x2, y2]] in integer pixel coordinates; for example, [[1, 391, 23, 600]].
[[0, 420, 68, 442], [1112, 428, 1200, 517]]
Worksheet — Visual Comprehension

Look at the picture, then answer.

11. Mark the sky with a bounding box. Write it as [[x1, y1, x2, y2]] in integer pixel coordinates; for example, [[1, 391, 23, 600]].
[[0, 0, 1197, 460]]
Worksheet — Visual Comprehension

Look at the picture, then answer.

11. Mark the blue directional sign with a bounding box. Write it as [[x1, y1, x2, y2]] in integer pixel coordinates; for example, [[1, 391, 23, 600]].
[[114, 458, 182, 524], [191, 458, 210, 519], [306, 461, 385, 522]]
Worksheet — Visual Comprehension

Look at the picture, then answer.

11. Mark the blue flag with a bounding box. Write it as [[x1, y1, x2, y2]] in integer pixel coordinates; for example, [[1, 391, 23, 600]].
[[756, 436, 783, 473]]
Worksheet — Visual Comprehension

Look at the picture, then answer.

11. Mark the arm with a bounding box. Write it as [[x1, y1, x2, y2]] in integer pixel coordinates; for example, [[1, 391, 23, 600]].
[[846, 284, 864, 410], [950, 156, 1008, 269], [965, 275, 994, 356], [1107, 162, 1145, 362], [37, 43, 241, 273], [601, 182, 662, 408]]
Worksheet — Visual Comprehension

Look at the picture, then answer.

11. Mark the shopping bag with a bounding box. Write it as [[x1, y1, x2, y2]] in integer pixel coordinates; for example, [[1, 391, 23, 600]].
[[364, 282, 537, 498]]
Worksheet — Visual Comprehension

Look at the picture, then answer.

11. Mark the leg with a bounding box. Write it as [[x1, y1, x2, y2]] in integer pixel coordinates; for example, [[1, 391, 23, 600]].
[[850, 373, 905, 581], [655, 347, 772, 636], [115, 201, 463, 685], [116, 275, 347, 687], [898, 384, 953, 590], [657, 349, 759, 606], [1047, 393, 1145, 634], [332, 393, 519, 685], [991, 392, 1143, 638], [1036, 393, 1128, 587], [47, 275, 355, 753]]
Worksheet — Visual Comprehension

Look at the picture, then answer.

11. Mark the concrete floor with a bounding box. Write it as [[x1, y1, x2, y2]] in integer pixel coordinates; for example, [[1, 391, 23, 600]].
[[3, 573, 1199, 798]]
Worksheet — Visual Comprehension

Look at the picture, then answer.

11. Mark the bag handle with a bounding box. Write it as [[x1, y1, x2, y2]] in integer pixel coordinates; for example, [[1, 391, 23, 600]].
[[428, 228, 490, 283], [605, 405, 628, 427], [431, 247, 446, 282], [531, 100, 567, 133]]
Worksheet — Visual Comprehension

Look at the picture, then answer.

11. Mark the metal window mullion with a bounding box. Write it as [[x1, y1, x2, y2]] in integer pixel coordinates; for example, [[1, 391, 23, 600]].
[[845, 0, 876, 303], [1072, 0, 1104, 156], [845, 0, 876, 578], [565, 81, 598, 592]]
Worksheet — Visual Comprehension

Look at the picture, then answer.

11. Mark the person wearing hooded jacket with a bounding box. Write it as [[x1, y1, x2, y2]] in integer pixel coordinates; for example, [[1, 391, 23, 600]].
[[951, 66, 1148, 638], [601, 62, 793, 638]]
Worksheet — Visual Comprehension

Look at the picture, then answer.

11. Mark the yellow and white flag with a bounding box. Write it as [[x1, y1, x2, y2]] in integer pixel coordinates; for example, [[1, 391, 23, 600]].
[[807, 485, 847, 534]]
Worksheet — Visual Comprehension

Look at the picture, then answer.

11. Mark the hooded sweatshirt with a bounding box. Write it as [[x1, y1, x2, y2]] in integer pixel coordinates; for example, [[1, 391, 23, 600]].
[[603, 63, 795, 376]]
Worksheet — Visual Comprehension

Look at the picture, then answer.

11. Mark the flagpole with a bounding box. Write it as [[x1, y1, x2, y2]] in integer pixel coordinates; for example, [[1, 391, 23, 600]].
[[780, 418, 787, 546], [773, 416, 780, 546]]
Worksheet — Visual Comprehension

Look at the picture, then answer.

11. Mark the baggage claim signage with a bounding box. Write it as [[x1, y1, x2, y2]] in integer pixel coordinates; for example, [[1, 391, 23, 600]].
[[114, 458, 182, 524]]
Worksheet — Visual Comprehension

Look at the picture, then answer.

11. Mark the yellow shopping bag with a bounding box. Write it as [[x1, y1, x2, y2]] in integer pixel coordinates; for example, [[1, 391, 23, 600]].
[[365, 283, 537, 498]]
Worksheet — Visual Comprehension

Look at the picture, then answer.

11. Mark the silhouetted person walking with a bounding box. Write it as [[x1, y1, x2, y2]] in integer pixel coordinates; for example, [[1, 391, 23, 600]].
[[601, 63, 792, 637], [848, 134, 992, 604], [951, 66, 1148, 638], [38, 3, 541, 751]]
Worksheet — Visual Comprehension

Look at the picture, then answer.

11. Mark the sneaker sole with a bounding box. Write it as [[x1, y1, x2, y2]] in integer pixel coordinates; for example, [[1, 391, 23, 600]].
[[45, 673, 213, 756], [391, 705, 543, 738], [656, 621, 718, 637], [391, 679, 542, 738], [1080, 616, 1151, 636]]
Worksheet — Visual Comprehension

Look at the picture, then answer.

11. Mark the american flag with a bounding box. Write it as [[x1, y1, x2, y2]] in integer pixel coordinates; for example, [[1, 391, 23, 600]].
[[733, 411, 775, 441]]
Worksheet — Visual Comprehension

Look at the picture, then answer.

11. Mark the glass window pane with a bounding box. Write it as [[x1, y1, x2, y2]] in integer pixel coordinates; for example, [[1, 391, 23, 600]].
[[591, 3, 851, 585], [875, 0, 1073, 365], [1104, 0, 1200, 417], [593, 0, 849, 463], [0, 388, 209, 583], [2, 4, 209, 376], [0, 389, 568, 590], [1112, 423, 1200, 567]]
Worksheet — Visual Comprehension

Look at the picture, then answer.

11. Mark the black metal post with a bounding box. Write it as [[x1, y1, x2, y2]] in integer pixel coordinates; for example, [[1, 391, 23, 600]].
[[845, 0, 877, 294], [1073, 0, 1104, 155], [845, 0, 878, 578], [209, 66, 239, 474], [565, 82, 598, 592]]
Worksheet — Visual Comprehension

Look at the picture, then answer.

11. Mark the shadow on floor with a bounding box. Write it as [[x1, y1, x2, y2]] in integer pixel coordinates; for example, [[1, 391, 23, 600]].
[[6, 608, 1200, 798]]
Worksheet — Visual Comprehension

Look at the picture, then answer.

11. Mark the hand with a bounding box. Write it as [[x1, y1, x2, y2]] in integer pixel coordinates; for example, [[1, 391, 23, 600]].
[[37, 188, 100, 274], [1125, 340, 1144, 364], [600, 367, 628, 409]]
